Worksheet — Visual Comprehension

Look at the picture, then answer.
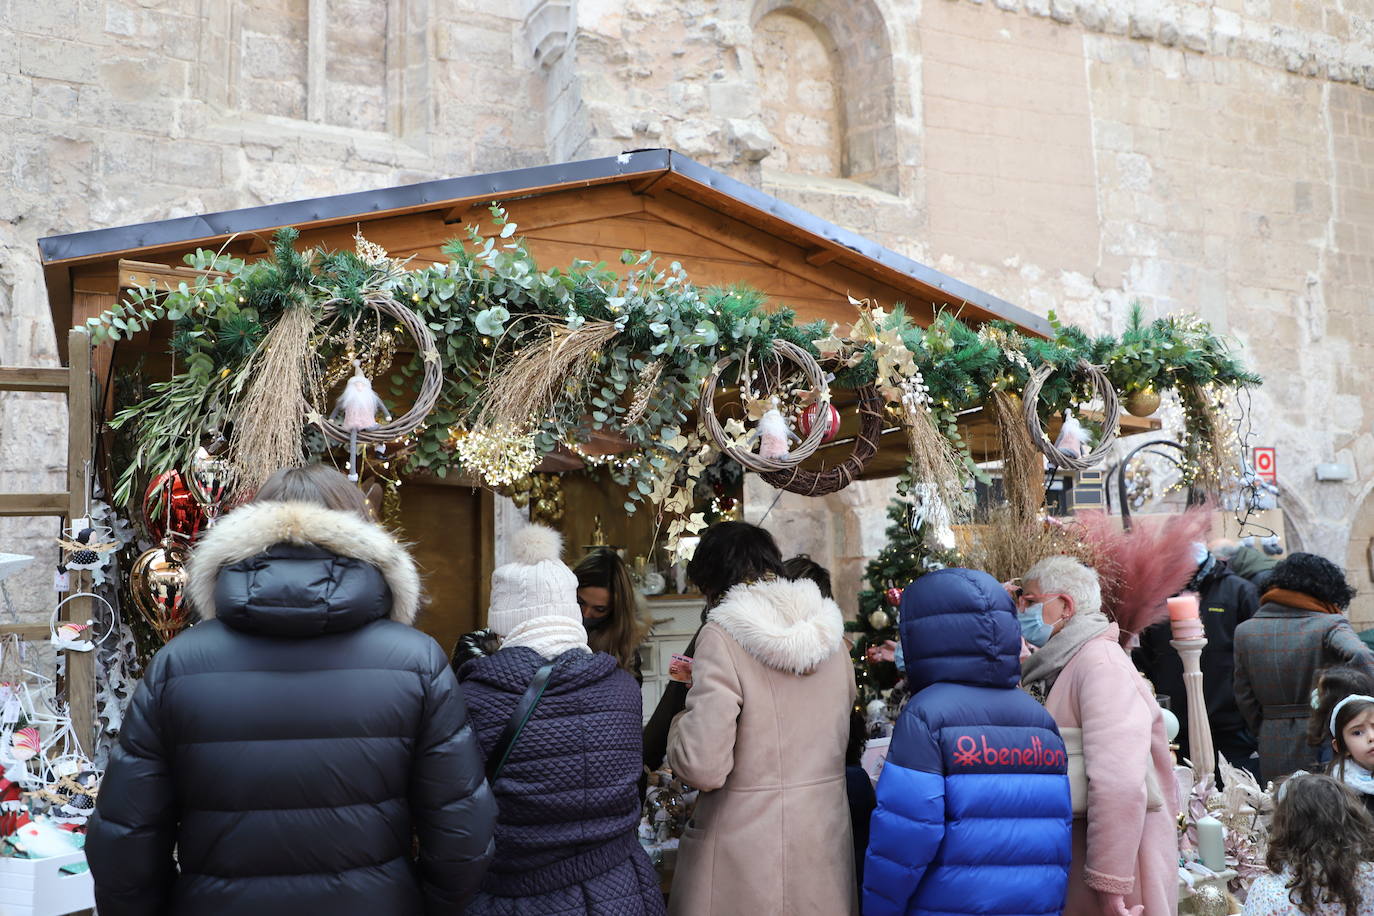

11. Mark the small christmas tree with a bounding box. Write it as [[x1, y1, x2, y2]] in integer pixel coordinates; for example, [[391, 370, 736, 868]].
[[848, 479, 960, 711]]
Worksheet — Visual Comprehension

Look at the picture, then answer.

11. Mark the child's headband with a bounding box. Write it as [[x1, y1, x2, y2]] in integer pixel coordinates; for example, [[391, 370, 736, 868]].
[[1330, 694, 1374, 735]]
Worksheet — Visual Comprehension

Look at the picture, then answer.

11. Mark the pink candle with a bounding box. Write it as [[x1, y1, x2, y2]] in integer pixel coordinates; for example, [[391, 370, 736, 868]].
[[1168, 594, 1199, 621]]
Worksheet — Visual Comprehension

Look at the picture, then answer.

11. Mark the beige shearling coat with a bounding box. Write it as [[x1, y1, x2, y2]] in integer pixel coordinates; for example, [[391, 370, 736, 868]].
[[666, 577, 857, 916]]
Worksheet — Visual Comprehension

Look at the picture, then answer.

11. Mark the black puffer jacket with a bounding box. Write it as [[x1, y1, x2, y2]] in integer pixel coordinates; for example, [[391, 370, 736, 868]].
[[86, 501, 497, 916]]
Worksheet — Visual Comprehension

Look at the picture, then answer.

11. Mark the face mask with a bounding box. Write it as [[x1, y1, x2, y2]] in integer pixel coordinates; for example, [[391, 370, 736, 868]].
[[893, 642, 905, 673], [1018, 603, 1054, 648], [582, 615, 610, 633], [1192, 542, 1210, 565]]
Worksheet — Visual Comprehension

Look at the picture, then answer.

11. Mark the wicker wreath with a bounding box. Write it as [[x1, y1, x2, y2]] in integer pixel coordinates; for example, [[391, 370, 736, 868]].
[[317, 292, 443, 445], [699, 340, 832, 474], [759, 385, 884, 496], [1021, 359, 1122, 470]]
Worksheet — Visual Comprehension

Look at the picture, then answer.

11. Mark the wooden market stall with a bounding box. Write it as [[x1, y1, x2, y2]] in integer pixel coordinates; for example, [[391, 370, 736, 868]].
[[37, 149, 1159, 653]]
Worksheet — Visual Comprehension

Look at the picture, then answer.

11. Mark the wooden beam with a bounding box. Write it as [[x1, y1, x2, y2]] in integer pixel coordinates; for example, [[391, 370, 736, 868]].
[[0, 626, 54, 643], [443, 203, 476, 224], [0, 367, 69, 393], [0, 494, 68, 516], [65, 328, 96, 756], [630, 172, 669, 195], [805, 247, 838, 267], [118, 259, 229, 290]]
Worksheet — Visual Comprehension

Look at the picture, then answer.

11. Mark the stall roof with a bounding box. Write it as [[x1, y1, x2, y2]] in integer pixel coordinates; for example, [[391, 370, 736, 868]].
[[39, 149, 1051, 353]]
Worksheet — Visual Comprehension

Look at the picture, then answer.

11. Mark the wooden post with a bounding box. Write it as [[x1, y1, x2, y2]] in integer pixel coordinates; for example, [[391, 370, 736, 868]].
[[1171, 635, 1214, 783], [64, 329, 96, 756]]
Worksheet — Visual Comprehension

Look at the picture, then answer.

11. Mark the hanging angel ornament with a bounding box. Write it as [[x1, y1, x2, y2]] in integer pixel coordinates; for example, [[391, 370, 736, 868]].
[[1053, 411, 1092, 463], [330, 361, 391, 481]]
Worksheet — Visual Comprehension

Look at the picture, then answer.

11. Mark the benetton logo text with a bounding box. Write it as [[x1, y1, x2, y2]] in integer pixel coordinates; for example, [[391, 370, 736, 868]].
[[952, 735, 1066, 768]]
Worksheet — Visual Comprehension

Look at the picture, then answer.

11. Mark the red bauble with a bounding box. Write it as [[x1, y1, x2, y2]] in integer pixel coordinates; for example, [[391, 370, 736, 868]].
[[885, 586, 903, 607], [798, 403, 841, 443], [143, 471, 205, 543], [719, 496, 736, 511]]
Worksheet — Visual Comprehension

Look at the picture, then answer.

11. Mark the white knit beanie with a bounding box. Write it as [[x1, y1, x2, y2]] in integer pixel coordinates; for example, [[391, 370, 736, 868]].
[[487, 524, 581, 635]]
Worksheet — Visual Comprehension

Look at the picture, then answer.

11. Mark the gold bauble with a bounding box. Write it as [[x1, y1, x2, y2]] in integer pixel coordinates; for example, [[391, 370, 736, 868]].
[[129, 541, 190, 644], [1126, 387, 1162, 417], [868, 609, 891, 630]]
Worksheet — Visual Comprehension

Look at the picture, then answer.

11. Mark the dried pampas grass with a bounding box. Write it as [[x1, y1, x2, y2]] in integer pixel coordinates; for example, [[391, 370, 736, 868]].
[[1073, 509, 1212, 639], [470, 319, 620, 434], [227, 304, 319, 497], [991, 390, 1043, 523], [904, 402, 970, 516], [960, 505, 1110, 588]]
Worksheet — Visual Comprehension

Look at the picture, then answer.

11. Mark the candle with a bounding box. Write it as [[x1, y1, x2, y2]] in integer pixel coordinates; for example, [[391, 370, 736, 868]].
[[1196, 815, 1226, 872], [1168, 594, 1200, 621]]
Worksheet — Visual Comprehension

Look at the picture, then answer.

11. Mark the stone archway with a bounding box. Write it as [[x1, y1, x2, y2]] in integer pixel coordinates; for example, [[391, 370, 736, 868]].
[[750, 0, 902, 193], [1345, 488, 1374, 629]]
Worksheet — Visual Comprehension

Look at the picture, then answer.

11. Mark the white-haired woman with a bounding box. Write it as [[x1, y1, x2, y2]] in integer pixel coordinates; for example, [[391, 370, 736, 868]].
[[1017, 556, 1178, 916]]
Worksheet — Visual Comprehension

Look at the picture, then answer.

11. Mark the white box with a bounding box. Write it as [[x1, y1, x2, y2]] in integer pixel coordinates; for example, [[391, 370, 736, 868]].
[[0, 852, 94, 916]]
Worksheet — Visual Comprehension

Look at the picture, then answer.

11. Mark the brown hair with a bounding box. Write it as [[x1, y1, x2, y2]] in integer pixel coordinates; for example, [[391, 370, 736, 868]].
[[573, 549, 651, 673], [253, 464, 371, 521], [1309, 666, 1374, 748], [1331, 696, 1374, 782], [784, 555, 833, 599], [1268, 774, 1374, 915]]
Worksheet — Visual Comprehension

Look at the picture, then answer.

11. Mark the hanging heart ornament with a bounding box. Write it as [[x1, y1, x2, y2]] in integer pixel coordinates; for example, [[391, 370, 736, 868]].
[[142, 470, 205, 543], [129, 540, 191, 644], [187, 448, 235, 526]]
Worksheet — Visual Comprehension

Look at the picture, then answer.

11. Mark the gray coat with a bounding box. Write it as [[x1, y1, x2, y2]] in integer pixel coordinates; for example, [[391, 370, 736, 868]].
[[1233, 601, 1374, 784]]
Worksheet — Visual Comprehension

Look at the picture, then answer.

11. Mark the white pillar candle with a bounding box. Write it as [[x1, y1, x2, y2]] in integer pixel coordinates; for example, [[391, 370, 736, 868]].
[[1197, 815, 1226, 872]]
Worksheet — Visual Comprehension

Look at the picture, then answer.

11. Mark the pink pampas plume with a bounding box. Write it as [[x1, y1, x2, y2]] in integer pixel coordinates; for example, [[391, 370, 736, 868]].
[[1072, 510, 1212, 642]]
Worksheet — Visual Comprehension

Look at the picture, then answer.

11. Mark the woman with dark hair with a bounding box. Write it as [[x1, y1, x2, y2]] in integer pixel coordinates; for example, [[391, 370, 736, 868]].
[[784, 554, 833, 598], [1242, 773, 1374, 915], [1235, 553, 1374, 784], [642, 521, 789, 769], [573, 548, 652, 681], [665, 522, 856, 914], [87, 465, 497, 915]]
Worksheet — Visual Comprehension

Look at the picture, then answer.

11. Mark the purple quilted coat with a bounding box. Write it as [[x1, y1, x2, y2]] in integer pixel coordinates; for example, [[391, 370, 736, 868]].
[[458, 647, 665, 916]]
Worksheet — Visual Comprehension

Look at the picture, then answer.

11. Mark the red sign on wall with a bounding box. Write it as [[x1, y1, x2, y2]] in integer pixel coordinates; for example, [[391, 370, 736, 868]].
[[1253, 447, 1277, 484]]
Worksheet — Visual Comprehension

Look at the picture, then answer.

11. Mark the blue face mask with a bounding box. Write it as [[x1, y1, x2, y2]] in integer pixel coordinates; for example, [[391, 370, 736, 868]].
[[1018, 603, 1054, 647], [893, 642, 905, 673]]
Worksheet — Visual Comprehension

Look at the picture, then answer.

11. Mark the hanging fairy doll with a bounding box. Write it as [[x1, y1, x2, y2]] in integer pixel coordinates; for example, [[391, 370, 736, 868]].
[[330, 361, 391, 481]]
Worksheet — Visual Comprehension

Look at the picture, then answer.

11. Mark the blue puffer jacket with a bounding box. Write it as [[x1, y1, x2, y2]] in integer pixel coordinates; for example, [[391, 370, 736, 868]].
[[863, 568, 1072, 916]]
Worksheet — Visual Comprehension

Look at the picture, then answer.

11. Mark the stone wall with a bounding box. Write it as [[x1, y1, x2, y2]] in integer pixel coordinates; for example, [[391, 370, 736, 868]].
[[2, 0, 1373, 623]]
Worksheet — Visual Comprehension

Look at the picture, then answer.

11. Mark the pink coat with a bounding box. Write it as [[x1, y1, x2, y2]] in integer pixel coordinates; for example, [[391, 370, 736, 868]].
[[1043, 623, 1179, 915]]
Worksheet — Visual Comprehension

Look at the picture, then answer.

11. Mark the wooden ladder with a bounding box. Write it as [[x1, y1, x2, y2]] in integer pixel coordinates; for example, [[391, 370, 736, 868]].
[[0, 328, 96, 754]]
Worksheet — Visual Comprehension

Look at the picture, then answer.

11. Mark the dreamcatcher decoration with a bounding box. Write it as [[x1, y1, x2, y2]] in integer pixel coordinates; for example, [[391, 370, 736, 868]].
[[699, 340, 834, 479], [313, 294, 442, 483], [227, 234, 440, 498], [48, 593, 116, 654], [1021, 360, 1122, 470]]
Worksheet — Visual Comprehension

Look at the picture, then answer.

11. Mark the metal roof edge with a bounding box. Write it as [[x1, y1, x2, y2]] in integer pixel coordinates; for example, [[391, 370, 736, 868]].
[[37, 150, 675, 264], [38, 146, 1049, 337]]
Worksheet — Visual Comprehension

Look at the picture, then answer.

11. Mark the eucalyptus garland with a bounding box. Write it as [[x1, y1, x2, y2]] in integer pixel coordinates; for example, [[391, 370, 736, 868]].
[[83, 210, 1261, 514]]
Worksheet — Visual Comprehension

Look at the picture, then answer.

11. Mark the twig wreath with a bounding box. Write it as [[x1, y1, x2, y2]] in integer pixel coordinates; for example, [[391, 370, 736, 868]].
[[1021, 359, 1122, 470], [759, 384, 884, 496], [699, 340, 832, 474], [315, 293, 443, 445]]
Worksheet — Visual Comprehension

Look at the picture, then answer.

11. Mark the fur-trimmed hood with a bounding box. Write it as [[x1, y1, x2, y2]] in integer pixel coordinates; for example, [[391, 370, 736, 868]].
[[186, 501, 420, 626], [708, 577, 845, 675]]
